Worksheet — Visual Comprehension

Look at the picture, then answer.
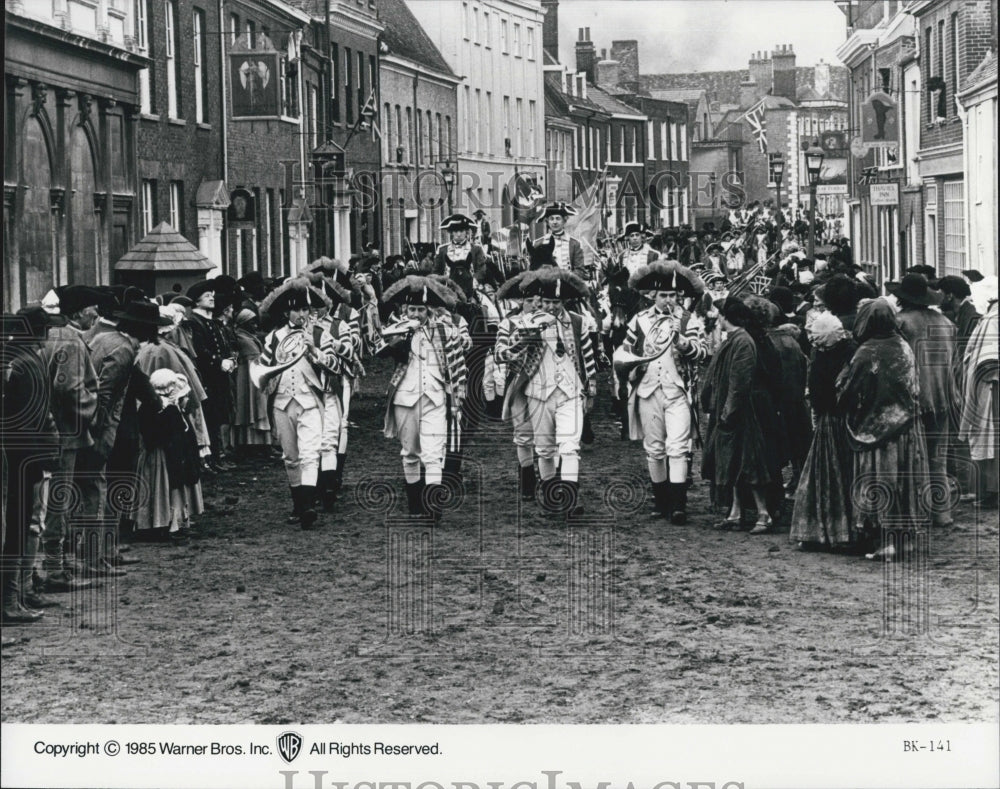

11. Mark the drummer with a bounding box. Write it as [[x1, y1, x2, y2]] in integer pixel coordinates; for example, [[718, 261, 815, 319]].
[[617, 260, 707, 524]]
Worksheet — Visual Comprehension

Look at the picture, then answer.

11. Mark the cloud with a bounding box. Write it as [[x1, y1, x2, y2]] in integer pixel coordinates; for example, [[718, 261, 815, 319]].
[[557, 0, 845, 73]]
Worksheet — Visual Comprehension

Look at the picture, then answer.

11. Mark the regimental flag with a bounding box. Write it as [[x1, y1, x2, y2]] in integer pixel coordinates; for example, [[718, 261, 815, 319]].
[[741, 98, 768, 154]]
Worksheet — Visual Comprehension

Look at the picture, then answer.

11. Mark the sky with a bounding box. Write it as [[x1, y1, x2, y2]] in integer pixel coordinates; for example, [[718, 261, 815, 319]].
[[556, 0, 847, 74]]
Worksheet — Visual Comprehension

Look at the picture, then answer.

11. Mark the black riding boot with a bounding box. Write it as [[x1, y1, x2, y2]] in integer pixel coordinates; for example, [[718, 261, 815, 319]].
[[669, 483, 688, 525], [651, 481, 672, 518]]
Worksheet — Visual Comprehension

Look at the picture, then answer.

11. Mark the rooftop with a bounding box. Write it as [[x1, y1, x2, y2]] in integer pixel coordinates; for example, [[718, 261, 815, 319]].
[[377, 0, 453, 76]]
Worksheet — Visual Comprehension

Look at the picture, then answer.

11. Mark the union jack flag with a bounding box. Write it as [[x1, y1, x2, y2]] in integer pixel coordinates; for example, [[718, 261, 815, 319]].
[[742, 98, 768, 154]]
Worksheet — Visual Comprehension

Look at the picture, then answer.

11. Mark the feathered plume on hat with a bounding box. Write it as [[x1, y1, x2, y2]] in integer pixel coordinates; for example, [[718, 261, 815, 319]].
[[519, 266, 590, 300], [429, 275, 468, 304], [496, 271, 530, 300], [525, 235, 556, 269], [382, 275, 457, 309], [307, 256, 355, 293], [258, 276, 332, 317], [628, 259, 706, 298]]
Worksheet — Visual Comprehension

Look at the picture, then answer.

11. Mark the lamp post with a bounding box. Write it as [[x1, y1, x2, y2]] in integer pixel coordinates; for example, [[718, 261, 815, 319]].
[[804, 139, 825, 259], [771, 154, 785, 229]]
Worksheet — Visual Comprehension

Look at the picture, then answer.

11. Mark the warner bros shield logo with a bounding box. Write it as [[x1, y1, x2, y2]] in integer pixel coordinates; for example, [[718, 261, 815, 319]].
[[277, 731, 303, 763]]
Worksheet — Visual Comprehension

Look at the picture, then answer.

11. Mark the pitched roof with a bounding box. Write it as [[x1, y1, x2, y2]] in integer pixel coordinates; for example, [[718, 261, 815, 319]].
[[588, 84, 646, 117], [114, 223, 213, 271], [961, 50, 997, 95], [378, 0, 453, 76], [544, 79, 610, 116]]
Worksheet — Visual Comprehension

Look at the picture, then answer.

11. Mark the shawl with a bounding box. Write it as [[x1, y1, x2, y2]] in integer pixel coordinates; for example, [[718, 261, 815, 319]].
[[837, 300, 919, 448]]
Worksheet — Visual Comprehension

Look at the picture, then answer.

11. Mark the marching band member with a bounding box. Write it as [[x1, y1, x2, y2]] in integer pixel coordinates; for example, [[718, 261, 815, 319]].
[[616, 261, 707, 524], [493, 272, 539, 501], [253, 279, 337, 530], [308, 272, 359, 513], [537, 202, 585, 273], [307, 258, 363, 508], [505, 267, 597, 519], [377, 276, 468, 521]]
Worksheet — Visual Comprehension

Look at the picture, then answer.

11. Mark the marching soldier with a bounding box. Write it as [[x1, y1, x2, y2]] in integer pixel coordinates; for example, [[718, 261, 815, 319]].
[[252, 279, 338, 530], [615, 261, 707, 524], [505, 267, 597, 519], [377, 276, 468, 522], [615, 221, 659, 279], [537, 202, 585, 273], [308, 258, 364, 510], [493, 272, 539, 501]]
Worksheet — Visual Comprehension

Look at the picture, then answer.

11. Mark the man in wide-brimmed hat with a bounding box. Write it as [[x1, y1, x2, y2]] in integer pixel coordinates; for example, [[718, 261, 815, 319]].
[[254, 278, 337, 530], [504, 267, 597, 519], [889, 272, 957, 527], [614, 221, 659, 279], [616, 260, 707, 524], [538, 202, 584, 273], [377, 276, 468, 522]]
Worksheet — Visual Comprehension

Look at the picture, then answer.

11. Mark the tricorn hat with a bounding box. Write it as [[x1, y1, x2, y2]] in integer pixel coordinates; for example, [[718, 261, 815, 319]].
[[519, 267, 589, 300], [496, 271, 530, 300], [539, 202, 577, 220], [439, 213, 476, 232], [429, 275, 468, 304], [382, 275, 456, 309], [259, 277, 331, 316], [885, 273, 944, 307], [621, 221, 644, 237], [629, 260, 706, 297]]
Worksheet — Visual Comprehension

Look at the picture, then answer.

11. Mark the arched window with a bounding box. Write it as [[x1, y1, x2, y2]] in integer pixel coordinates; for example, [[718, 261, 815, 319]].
[[19, 117, 55, 303]]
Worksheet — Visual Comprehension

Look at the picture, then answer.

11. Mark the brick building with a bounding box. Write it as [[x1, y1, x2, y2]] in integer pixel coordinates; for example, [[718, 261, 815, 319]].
[[911, 0, 994, 277], [837, 0, 995, 281], [377, 0, 459, 256], [132, 0, 225, 276], [5, 2, 147, 310]]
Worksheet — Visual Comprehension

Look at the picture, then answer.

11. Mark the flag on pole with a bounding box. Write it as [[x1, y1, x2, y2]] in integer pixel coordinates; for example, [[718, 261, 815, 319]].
[[564, 169, 607, 270], [345, 87, 379, 145], [741, 97, 768, 153]]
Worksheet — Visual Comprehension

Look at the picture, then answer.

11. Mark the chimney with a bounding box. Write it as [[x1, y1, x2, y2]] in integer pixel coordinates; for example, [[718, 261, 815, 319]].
[[610, 39, 639, 89], [771, 43, 796, 99], [597, 58, 621, 91], [748, 50, 772, 92], [575, 28, 597, 84], [740, 73, 759, 107], [814, 58, 831, 98], [541, 0, 559, 61]]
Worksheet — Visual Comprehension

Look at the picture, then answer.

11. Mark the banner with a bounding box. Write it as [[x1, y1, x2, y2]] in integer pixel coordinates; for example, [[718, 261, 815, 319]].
[[564, 171, 606, 269]]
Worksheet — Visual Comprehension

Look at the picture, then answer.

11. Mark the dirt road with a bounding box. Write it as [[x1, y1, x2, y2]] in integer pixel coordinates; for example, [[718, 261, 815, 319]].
[[2, 357, 998, 724]]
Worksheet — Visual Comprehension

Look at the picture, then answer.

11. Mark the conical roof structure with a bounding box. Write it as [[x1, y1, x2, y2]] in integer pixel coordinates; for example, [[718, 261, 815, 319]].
[[115, 222, 213, 271]]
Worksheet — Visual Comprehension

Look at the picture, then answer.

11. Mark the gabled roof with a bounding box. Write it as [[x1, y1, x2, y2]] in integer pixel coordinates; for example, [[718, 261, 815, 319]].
[[378, 0, 453, 76], [588, 84, 646, 117]]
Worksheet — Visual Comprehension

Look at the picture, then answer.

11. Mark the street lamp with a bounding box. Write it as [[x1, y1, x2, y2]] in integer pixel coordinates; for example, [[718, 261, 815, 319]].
[[804, 139, 825, 258], [771, 154, 785, 228], [440, 160, 456, 214]]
